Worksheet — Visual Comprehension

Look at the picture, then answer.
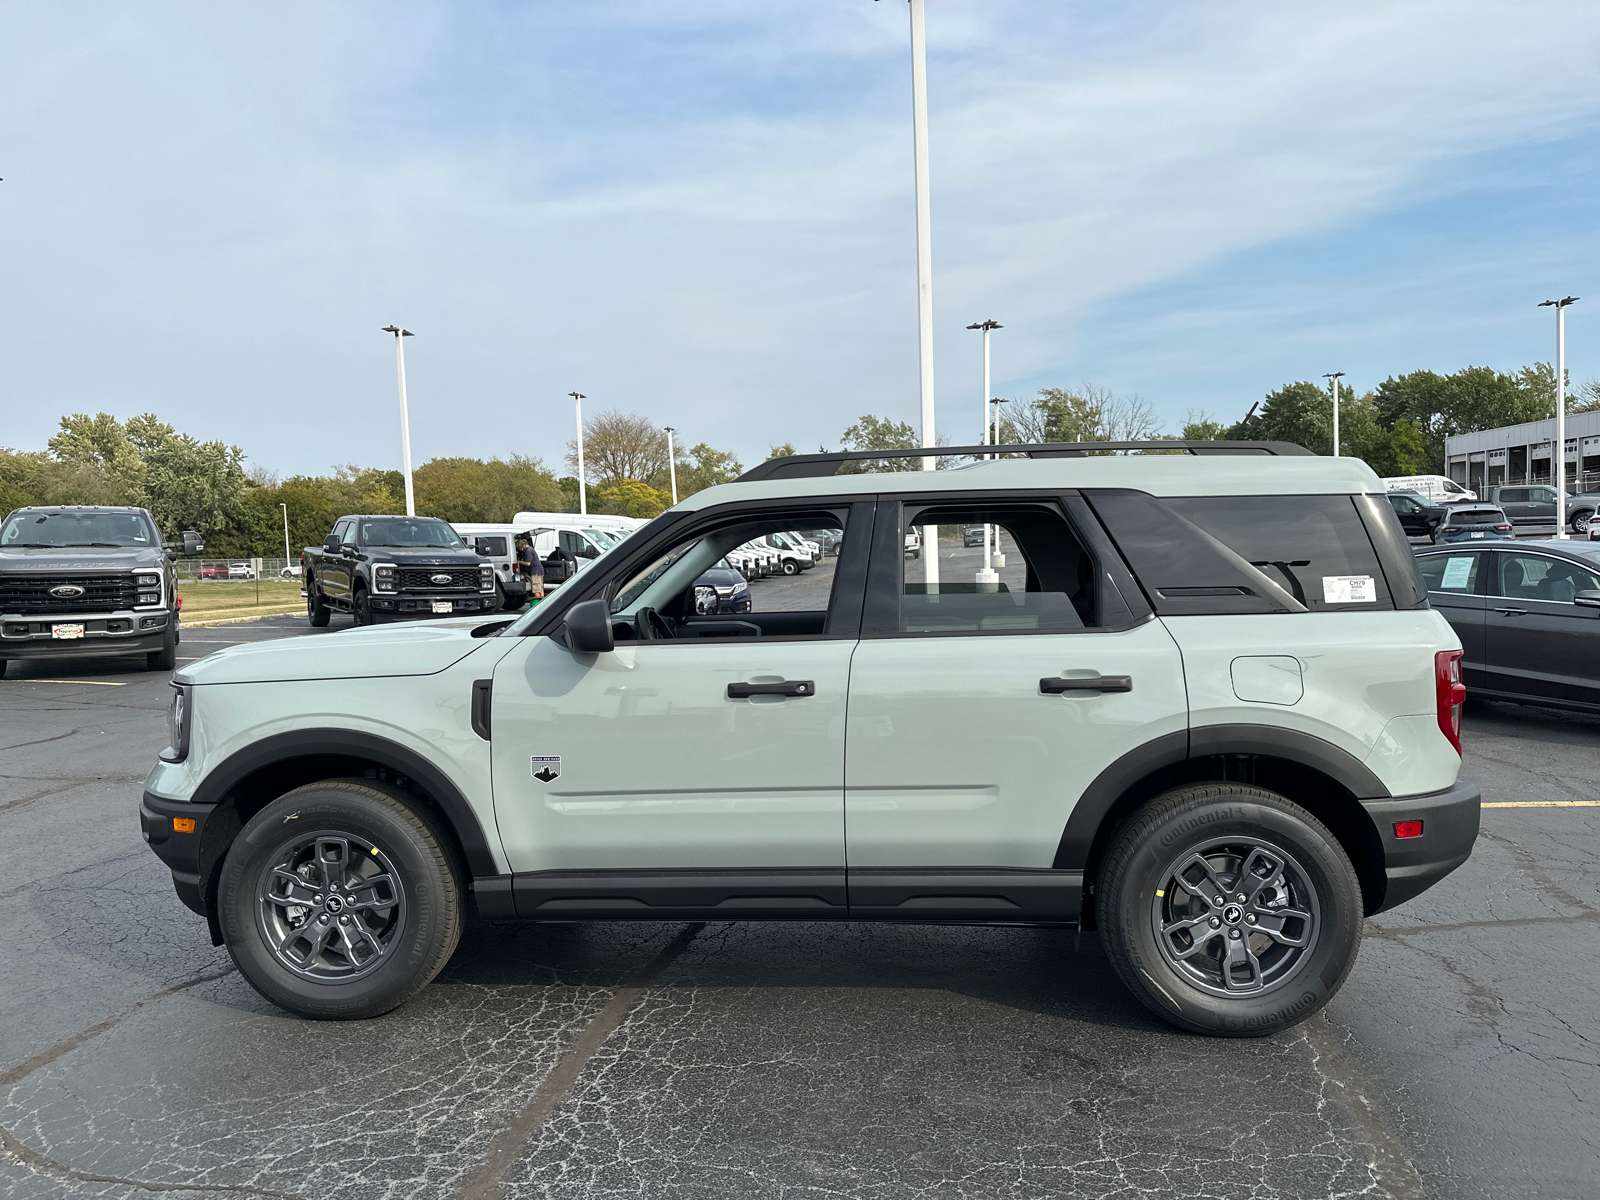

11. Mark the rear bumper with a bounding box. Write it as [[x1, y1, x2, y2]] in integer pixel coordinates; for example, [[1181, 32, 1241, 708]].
[[140, 791, 214, 916], [1362, 780, 1481, 912]]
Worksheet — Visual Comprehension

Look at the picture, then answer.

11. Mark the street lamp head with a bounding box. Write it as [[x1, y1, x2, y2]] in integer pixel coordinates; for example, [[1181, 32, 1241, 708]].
[[381, 325, 413, 337], [1323, 371, 1345, 380], [663, 426, 676, 434], [568, 391, 585, 401], [1540, 298, 1581, 309], [966, 319, 1003, 331]]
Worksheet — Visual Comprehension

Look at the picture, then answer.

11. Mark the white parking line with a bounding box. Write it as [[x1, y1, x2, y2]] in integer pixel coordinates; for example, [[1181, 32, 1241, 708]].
[[1482, 800, 1600, 807], [1, 679, 127, 687]]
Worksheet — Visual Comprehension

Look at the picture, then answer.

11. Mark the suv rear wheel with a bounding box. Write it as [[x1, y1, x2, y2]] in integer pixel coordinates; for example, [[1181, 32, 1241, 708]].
[[217, 780, 463, 1019], [1099, 784, 1361, 1037], [1571, 509, 1592, 536]]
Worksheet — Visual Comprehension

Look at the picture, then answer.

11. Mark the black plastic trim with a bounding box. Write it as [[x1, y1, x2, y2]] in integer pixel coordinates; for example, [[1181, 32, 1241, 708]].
[[471, 679, 492, 740], [187, 729, 500, 877], [1362, 780, 1481, 912], [847, 867, 1084, 923], [141, 791, 214, 916], [513, 868, 848, 920], [736, 441, 1313, 481], [1187, 725, 1390, 799]]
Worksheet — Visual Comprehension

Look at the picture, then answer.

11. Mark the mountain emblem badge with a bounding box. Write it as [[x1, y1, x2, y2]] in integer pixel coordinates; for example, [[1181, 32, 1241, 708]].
[[530, 756, 561, 783]]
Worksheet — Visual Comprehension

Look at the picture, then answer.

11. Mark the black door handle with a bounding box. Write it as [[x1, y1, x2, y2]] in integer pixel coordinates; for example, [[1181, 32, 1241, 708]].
[[1493, 607, 1528, 616], [727, 680, 815, 698], [1040, 675, 1133, 694]]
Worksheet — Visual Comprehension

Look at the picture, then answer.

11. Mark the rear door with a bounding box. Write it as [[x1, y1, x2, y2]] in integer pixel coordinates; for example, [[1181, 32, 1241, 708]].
[[1494, 489, 1529, 526], [1416, 551, 1488, 688], [1483, 550, 1600, 707], [843, 495, 1186, 920]]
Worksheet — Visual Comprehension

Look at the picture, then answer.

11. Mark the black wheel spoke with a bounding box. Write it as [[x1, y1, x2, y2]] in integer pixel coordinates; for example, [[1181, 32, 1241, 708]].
[[1250, 907, 1313, 947], [1221, 931, 1264, 992]]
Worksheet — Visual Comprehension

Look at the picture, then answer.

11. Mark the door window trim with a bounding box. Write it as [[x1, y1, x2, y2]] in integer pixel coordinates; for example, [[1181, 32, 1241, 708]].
[[1488, 549, 1600, 605]]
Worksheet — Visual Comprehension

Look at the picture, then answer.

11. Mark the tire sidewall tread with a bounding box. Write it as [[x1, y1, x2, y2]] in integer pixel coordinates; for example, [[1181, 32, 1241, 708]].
[[1099, 783, 1362, 1038]]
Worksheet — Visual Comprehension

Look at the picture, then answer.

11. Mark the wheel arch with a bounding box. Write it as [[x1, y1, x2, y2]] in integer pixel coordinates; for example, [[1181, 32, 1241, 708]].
[[192, 729, 498, 944], [1057, 725, 1391, 925]]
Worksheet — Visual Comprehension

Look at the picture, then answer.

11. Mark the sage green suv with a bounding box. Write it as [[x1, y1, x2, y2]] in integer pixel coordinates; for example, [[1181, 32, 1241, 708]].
[[140, 441, 1479, 1035]]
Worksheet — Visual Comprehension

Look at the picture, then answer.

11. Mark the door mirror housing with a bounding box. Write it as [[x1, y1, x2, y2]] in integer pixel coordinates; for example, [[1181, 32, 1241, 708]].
[[168, 530, 204, 557], [323, 535, 341, 553], [564, 598, 615, 653], [1574, 589, 1600, 609]]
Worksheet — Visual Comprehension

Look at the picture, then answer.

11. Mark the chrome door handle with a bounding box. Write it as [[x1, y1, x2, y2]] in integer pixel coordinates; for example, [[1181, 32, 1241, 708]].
[[1493, 607, 1528, 616], [727, 680, 815, 698], [1040, 675, 1132, 694]]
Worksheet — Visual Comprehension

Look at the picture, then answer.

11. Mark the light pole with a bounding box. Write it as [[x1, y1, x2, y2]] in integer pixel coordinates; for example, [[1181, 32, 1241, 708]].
[[569, 392, 587, 516], [905, 0, 939, 584], [381, 326, 416, 516], [1539, 297, 1579, 538], [991, 396, 1009, 450], [1323, 372, 1345, 457], [663, 426, 678, 505], [967, 320, 1002, 583], [280, 503, 291, 571]]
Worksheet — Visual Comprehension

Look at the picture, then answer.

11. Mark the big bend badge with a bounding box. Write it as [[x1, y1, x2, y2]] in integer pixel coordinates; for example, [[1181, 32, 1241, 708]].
[[530, 756, 561, 784]]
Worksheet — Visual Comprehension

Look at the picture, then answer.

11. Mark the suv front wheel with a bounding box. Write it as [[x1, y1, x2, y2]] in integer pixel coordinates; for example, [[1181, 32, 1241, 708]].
[[1099, 784, 1362, 1037], [217, 780, 463, 1019]]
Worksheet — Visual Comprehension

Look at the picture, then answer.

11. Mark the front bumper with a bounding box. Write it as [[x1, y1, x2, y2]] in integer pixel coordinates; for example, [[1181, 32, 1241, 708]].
[[367, 593, 499, 620], [1, 610, 171, 659], [140, 790, 216, 916], [1362, 779, 1481, 912]]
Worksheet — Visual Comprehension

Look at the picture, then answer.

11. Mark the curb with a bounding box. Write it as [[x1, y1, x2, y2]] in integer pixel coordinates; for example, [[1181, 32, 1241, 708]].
[[181, 609, 303, 629]]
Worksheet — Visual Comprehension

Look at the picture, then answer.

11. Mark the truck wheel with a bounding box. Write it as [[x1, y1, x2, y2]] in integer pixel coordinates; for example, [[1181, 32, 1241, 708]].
[[352, 587, 373, 626], [306, 579, 331, 628], [1098, 783, 1362, 1037], [0, 660, 7, 678], [217, 779, 463, 1020], [146, 622, 177, 671], [782, 559, 799, 576], [1572, 510, 1592, 536]]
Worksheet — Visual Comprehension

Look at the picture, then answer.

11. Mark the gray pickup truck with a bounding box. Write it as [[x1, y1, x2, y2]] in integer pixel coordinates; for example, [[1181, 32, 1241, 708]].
[[1480, 485, 1600, 535], [0, 505, 201, 676], [301, 514, 498, 627]]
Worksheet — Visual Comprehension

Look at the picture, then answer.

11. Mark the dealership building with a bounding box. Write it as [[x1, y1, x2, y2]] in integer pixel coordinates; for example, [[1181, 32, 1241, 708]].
[[1445, 410, 1600, 494]]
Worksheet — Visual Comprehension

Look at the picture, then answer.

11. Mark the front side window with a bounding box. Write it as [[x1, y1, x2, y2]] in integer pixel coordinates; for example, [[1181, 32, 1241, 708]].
[[1175, 495, 1394, 611], [1494, 554, 1600, 604], [1418, 553, 1480, 594], [1, 510, 155, 548], [1531, 488, 1559, 504], [606, 509, 849, 640], [357, 518, 463, 548], [897, 504, 1098, 634]]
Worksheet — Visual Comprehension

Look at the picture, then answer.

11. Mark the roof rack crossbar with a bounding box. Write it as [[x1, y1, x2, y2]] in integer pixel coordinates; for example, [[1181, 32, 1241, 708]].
[[735, 440, 1313, 482]]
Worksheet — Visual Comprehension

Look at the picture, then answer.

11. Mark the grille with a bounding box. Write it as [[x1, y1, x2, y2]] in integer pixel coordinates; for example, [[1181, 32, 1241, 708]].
[[395, 567, 481, 591], [0, 573, 145, 614]]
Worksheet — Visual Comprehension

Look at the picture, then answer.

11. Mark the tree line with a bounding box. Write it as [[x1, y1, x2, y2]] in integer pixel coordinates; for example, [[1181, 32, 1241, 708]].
[[3, 366, 1585, 553]]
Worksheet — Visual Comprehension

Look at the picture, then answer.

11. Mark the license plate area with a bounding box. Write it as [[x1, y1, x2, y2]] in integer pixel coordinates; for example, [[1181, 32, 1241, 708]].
[[431, 601, 453, 614], [52, 623, 86, 640]]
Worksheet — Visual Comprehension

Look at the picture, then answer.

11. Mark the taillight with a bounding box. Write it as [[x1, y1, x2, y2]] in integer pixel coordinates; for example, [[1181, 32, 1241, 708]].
[[1494, 524, 1513, 532], [1435, 649, 1466, 755], [1442, 526, 1459, 534]]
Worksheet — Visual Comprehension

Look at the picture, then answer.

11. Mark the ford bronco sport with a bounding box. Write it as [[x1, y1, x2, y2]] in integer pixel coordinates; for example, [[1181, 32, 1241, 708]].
[[140, 441, 1478, 1035]]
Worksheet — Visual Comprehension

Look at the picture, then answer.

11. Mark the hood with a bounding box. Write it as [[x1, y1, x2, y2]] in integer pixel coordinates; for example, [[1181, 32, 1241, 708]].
[[0, 546, 164, 572], [365, 548, 484, 565], [177, 617, 503, 685], [695, 567, 746, 587]]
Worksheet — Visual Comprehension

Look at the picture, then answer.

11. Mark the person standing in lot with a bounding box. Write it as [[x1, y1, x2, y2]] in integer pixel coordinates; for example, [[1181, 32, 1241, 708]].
[[515, 536, 544, 604]]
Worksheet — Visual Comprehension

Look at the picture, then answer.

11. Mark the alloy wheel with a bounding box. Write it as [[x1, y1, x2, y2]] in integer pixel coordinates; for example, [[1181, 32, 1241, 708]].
[[255, 831, 407, 982], [1150, 835, 1321, 998]]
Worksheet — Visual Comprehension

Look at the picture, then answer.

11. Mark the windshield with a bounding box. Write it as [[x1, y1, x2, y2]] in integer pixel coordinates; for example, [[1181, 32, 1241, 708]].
[[583, 528, 619, 546], [357, 518, 466, 548], [1, 510, 156, 548]]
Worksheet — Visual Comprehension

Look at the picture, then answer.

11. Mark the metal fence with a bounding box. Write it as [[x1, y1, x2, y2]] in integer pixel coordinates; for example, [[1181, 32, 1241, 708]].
[[173, 558, 301, 582]]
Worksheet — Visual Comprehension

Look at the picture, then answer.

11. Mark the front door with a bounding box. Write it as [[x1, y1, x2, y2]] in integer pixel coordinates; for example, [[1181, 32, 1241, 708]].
[[489, 501, 868, 914], [843, 497, 1187, 919], [1482, 550, 1600, 707]]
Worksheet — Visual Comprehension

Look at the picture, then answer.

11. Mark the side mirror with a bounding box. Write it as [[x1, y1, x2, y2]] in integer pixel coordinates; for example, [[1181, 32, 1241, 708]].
[[180, 530, 203, 557], [692, 585, 719, 616], [564, 598, 615, 653], [323, 535, 340, 553], [1574, 590, 1600, 609]]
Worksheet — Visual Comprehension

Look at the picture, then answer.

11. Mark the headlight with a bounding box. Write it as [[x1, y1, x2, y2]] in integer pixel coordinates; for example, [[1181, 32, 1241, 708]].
[[135, 573, 162, 607], [160, 683, 191, 763], [479, 564, 495, 592], [373, 565, 397, 593]]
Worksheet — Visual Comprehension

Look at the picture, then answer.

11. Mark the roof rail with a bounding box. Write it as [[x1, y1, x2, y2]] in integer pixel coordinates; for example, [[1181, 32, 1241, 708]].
[[735, 440, 1313, 483]]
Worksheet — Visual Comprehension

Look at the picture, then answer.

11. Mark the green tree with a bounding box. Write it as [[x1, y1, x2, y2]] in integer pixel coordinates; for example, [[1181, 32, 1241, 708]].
[[1180, 412, 1229, 441], [598, 478, 670, 518], [47, 413, 145, 492], [836, 415, 954, 471], [677, 443, 745, 497]]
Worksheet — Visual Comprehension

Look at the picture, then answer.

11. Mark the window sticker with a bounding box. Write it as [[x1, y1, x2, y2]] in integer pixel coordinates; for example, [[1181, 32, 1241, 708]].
[[1322, 574, 1377, 604], [1440, 557, 1473, 590]]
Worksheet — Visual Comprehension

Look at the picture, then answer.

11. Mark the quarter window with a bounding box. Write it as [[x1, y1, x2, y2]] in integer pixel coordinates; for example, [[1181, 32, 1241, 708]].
[[896, 504, 1098, 634]]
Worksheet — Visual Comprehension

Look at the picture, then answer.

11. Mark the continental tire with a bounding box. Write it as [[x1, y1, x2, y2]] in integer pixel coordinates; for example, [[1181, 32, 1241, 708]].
[[1099, 784, 1362, 1038], [306, 579, 331, 627], [217, 780, 463, 1020], [146, 622, 177, 671]]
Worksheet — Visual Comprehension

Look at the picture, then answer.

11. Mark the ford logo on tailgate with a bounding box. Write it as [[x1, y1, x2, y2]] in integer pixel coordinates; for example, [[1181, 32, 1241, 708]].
[[49, 585, 86, 598], [430, 574, 452, 584]]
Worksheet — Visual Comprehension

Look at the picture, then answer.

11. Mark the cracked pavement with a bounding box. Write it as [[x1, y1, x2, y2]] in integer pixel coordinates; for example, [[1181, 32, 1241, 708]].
[[1, 619, 1596, 1199]]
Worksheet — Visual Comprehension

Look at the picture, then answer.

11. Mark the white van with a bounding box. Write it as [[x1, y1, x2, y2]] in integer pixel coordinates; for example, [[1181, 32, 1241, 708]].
[[511, 512, 647, 536], [449, 523, 542, 609], [1382, 475, 1476, 502]]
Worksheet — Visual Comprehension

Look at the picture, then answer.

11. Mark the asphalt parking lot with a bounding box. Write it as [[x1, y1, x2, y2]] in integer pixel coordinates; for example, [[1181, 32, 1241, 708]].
[[2, 578, 1598, 1199]]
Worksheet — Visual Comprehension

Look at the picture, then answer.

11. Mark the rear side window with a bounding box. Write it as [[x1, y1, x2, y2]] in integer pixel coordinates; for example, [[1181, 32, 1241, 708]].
[[1417, 553, 1480, 594], [1173, 495, 1395, 611], [474, 536, 508, 556]]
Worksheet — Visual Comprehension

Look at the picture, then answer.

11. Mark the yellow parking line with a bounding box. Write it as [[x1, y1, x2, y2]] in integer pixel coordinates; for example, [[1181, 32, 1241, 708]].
[[1, 679, 127, 687], [1482, 800, 1600, 807]]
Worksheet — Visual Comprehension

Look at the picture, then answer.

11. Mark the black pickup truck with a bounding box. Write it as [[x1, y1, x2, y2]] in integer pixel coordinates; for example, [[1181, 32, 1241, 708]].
[[0, 505, 202, 676], [301, 514, 497, 626]]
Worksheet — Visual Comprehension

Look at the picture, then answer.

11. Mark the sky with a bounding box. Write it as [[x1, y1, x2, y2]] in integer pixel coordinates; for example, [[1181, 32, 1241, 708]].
[[5, 1, 1600, 479]]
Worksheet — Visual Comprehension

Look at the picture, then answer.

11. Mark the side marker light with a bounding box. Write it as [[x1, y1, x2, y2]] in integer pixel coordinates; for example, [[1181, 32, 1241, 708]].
[[172, 817, 197, 833], [1393, 820, 1423, 839]]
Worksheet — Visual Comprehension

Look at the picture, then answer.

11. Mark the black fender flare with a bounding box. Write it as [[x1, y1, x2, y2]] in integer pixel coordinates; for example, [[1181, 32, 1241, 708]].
[[1053, 724, 1390, 870], [191, 727, 499, 876]]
